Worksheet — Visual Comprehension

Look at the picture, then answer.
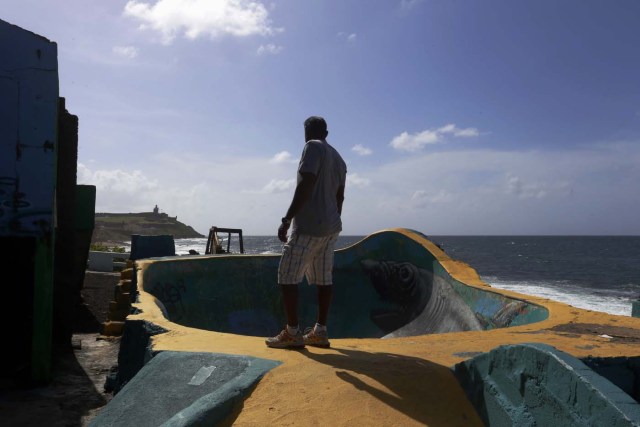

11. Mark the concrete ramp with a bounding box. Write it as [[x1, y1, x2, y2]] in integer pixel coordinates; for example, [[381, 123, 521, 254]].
[[89, 351, 280, 427]]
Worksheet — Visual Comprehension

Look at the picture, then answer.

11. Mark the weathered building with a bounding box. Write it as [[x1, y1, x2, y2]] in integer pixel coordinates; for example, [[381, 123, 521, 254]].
[[0, 19, 95, 384]]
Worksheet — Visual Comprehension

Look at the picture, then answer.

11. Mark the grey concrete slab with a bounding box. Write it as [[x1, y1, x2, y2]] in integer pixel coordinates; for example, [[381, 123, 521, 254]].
[[89, 351, 280, 427]]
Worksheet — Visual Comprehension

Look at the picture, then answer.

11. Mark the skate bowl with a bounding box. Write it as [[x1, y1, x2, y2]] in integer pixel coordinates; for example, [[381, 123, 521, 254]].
[[136, 228, 548, 339], [92, 228, 640, 426]]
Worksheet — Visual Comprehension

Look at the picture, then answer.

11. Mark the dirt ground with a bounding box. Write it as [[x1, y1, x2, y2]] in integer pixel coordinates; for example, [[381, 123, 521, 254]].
[[0, 272, 122, 427]]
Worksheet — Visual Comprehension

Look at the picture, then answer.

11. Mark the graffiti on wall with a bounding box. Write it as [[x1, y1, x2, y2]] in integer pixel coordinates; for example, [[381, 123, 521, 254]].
[[0, 24, 57, 238], [150, 279, 187, 322]]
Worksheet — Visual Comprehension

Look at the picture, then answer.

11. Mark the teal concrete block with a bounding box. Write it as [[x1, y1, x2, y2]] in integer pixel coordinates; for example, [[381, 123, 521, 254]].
[[482, 377, 533, 427], [632, 300, 640, 318], [453, 343, 640, 427], [89, 351, 281, 427], [130, 234, 176, 260]]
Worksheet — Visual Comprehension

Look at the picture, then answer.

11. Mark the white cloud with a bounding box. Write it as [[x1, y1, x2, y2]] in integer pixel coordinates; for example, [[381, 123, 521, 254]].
[[77, 164, 162, 213], [390, 123, 481, 152], [123, 0, 278, 44], [506, 175, 547, 199], [257, 43, 283, 55], [78, 166, 159, 194], [438, 123, 480, 137], [339, 140, 640, 235], [352, 144, 372, 156], [400, 0, 424, 11], [113, 45, 139, 59], [78, 139, 640, 236], [338, 32, 357, 43], [260, 179, 295, 193], [270, 151, 296, 163], [411, 189, 454, 209], [346, 173, 370, 188], [453, 128, 480, 137], [390, 129, 439, 152], [78, 153, 296, 235]]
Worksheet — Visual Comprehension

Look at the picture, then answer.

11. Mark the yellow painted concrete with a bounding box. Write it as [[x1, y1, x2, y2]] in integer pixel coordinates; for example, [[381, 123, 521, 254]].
[[130, 229, 640, 426]]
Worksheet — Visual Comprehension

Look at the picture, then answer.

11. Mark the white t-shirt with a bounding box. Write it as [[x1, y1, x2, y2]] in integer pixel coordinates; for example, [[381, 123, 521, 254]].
[[292, 139, 347, 236]]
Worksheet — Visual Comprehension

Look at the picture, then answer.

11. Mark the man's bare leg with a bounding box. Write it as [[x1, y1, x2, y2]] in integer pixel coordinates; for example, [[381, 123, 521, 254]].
[[280, 284, 299, 327], [316, 285, 333, 326]]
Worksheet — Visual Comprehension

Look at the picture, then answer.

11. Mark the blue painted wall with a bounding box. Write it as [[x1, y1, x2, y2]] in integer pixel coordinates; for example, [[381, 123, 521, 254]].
[[0, 19, 58, 237]]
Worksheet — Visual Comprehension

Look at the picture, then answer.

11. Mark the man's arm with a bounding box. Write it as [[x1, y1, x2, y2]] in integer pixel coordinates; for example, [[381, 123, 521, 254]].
[[278, 172, 317, 242], [336, 185, 345, 215], [285, 172, 317, 220]]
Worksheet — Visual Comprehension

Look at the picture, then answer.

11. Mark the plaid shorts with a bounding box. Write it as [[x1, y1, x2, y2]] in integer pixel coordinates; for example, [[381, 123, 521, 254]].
[[278, 232, 339, 286]]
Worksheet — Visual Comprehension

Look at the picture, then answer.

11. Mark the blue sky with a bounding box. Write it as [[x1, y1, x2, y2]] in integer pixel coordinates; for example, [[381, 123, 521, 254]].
[[3, 0, 639, 235]]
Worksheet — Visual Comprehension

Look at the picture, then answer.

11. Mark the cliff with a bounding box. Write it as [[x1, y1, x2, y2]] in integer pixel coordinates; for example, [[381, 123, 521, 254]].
[[91, 212, 205, 244]]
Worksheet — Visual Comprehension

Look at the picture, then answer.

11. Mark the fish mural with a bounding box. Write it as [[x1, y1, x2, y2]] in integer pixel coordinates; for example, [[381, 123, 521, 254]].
[[476, 301, 530, 329], [361, 259, 483, 337]]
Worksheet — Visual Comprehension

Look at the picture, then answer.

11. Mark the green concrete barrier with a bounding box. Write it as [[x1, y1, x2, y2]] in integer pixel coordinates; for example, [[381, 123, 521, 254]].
[[453, 343, 640, 426], [91, 351, 281, 427], [632, 300, 640, 318], [130, 234, 176, 261]]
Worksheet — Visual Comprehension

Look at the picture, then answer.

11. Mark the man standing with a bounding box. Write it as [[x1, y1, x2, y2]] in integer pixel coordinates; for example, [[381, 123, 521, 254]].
[[266, 116, 347, 349]]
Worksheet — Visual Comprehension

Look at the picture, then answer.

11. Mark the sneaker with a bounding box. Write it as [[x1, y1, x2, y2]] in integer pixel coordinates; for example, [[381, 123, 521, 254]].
[[265, 327, 305, 349], [303, 327, 330, 347]]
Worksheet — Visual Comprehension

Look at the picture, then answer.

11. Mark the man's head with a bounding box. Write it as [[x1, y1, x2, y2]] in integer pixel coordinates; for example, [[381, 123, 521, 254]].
[[304, 116, 328, 141]]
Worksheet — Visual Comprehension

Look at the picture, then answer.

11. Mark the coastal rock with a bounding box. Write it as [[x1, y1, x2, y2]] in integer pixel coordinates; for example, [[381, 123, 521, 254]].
[[92, 212, 204, 244]]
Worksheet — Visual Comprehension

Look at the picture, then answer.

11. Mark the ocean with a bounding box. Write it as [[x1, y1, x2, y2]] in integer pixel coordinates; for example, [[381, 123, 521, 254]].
[[135, 234, 640, 318]]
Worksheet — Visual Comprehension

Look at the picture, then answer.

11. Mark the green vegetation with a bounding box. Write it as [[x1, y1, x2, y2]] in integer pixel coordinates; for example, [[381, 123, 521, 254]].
[[90, 243, 126, 253]]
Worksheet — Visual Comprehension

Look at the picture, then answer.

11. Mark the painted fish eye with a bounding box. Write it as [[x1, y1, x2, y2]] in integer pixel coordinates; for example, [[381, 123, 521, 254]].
[[388, 264, 415, 295], [398, 264, 415, 283]]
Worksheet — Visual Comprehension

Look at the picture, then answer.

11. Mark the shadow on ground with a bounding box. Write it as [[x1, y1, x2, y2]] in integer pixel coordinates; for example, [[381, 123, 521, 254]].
[[303, 347, 478, 425], [1, 271, 122, 427], [0, 333, 120, 427]]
